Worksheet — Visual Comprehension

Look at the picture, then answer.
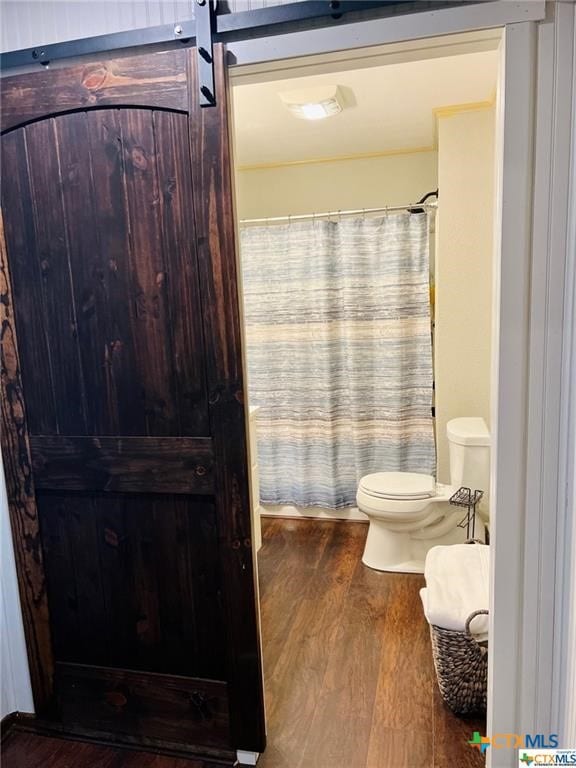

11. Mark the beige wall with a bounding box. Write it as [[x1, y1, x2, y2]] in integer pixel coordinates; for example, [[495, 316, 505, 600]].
[[234, 151, 438, 220], [435, 107, 495, 481]]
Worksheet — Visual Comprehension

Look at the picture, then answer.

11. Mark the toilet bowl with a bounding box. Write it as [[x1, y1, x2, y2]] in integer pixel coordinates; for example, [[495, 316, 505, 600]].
[[357, 417, 490, 573]]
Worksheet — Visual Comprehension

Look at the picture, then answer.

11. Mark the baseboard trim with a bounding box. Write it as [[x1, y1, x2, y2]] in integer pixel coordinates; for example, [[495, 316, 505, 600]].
[[261, 505, 368, 522], [1, 712, 36, 743]]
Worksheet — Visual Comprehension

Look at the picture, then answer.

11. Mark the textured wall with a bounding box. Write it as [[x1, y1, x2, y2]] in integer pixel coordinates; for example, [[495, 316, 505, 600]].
[[0, 0, 454, 55], [0, 0, 303, 53]]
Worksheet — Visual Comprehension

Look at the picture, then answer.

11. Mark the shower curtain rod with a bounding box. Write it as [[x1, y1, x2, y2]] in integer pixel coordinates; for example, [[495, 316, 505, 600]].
[[239, 201, 438, 225]]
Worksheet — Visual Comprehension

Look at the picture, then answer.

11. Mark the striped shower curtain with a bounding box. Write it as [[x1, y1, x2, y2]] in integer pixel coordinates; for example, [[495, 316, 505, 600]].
[[240, 212, 435, 509]]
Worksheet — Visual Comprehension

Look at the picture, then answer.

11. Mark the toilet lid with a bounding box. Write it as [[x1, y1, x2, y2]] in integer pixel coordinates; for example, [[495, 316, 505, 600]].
[[359, 472, 436, 500]]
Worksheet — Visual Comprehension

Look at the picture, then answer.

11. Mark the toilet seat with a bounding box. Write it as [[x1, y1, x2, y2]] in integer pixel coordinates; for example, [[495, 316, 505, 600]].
[[358, 472, 436, 501], [357, 416, 490, 573]]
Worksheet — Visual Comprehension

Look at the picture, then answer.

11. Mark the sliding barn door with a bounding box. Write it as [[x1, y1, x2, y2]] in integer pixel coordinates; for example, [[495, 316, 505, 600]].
[[0, 46, 264, 760]]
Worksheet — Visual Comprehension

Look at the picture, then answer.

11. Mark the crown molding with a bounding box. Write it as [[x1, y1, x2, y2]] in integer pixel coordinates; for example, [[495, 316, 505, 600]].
[[431, 98, 496, 146], [433, 98, 495, 119], [236, 145, 436, 172]]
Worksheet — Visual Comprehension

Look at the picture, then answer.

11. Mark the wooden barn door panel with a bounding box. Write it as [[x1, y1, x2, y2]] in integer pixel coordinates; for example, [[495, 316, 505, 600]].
[[0, 47, 264, 759], [1, 107, 210, 438]]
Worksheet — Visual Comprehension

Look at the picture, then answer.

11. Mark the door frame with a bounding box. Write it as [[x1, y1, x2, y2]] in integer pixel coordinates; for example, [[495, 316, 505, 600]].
[[1, 1, 575, 764], [229, 3, 575, 764]]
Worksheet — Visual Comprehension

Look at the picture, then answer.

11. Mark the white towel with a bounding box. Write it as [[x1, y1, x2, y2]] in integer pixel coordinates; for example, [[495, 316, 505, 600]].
[[419, 544, 490, 640]]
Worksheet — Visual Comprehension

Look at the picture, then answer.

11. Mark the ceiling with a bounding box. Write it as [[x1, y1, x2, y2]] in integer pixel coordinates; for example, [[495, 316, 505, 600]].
[[232, 49, 499, 167]]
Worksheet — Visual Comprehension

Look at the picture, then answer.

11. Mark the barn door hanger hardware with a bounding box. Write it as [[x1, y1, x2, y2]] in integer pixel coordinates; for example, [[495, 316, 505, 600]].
[[194, 0, 398, 108], [196, 0, 217, 107], [1, 1, 467, 78]]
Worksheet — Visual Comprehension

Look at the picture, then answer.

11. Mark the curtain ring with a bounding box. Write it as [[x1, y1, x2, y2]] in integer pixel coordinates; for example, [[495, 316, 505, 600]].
[[362, 208, 366, 221], [338, 209, 342, 223], [288, 214, 292, 227]]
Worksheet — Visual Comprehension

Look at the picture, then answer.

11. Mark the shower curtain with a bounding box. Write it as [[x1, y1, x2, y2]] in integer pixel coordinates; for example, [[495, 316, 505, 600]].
[[240, 212, 435, 509]]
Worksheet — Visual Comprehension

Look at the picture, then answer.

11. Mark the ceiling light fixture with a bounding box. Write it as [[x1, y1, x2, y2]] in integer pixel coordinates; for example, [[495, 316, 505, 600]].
[[280, 85, 345, 121]]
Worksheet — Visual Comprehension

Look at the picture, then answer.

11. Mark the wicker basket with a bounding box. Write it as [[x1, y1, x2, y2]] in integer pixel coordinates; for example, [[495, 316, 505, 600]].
[[430, 609, 489, 715]]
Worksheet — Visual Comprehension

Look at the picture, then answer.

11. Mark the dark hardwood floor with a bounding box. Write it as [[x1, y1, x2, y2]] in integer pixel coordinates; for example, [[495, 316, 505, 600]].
[[1, 518, 485, 768], [0, 731, 228, 768], [256, 518, 486, 768]]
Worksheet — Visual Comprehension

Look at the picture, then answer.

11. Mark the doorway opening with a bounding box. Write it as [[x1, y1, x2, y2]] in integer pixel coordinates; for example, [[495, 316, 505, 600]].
[[231, 29, 500, 767]]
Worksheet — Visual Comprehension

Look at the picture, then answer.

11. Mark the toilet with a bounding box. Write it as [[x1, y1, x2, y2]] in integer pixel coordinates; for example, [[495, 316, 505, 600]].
[[357, 417, 490, 573]]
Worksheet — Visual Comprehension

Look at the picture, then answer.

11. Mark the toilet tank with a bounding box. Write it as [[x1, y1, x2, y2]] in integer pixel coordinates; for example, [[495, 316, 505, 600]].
[[447, 417, 491, 508]]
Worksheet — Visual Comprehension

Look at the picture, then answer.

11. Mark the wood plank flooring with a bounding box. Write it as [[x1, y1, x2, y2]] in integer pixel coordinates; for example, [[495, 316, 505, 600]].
[[257, 518, 486, 768], [1, 518, 486, 768], [0, 731, 228, 768]]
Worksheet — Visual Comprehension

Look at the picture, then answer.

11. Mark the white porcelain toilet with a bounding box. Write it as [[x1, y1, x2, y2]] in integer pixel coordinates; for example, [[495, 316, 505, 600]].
[[357, 417, 490, 573]]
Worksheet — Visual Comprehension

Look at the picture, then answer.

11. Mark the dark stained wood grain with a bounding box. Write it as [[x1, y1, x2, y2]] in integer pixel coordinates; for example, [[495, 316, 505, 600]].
[[369, 573, 436, 732], [256, 518, 485, 768], [83, 108, 145, 435], [56, 663, 230, 748], [432, 689, 487, 768], [1, 730, 237, 767], [1, 130, 59, 435], [54, 110, 127, 435], [0, 50, 188, 133], [153, 109, 210, 436], [21, 118, 89, 434], [257, 519, 334, 680], [39, 493, 226, 680], [3, 108, 211, 439], [188, 45, 266, 754], [30, 436, 214, 494], [261, 522, 360, 757], [366, 574, 436, 766], [119, 108, 180, 436], [1, 44, 265, 759], [0, 210, 55, 711], [298, 542, 391, 768], [0, 519, 489, 768]]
